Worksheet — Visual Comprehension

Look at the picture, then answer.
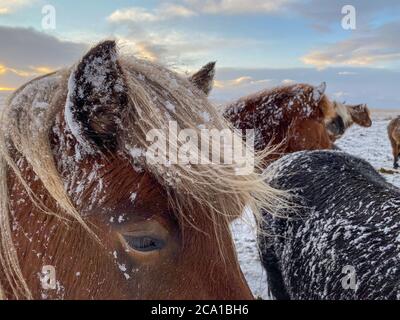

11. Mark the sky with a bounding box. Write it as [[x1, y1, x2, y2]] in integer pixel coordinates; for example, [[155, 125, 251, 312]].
[[0, 0, 399, 108]]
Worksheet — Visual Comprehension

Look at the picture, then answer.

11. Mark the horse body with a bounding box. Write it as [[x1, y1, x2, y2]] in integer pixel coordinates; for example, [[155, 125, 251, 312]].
[[388, 116, 400, 169], [0, 41, 278, 299], [223, 83, 342, 164], [259, 150, 400, 300]]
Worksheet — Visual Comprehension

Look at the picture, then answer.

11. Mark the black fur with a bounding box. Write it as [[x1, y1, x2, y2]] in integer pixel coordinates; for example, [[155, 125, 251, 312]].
[[326, 115, 345, 138], [259, 150, 400, 300]]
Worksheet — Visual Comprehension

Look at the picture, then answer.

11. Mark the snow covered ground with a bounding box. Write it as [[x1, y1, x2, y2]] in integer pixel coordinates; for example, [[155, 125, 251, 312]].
[[231, 110, 400, 299], [336, 112, 400, 188]]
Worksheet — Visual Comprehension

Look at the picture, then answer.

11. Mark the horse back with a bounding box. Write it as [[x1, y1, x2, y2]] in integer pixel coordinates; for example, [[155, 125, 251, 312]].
[[260, 150, 400, 300], [224, 84, 327, 153]]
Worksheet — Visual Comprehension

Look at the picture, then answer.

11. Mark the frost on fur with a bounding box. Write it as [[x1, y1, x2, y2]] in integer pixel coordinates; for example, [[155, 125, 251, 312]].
[[65, 40, 128, 153]]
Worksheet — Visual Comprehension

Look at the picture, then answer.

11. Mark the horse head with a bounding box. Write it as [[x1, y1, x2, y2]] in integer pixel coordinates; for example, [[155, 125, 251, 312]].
[[0, 41, 278, 300], [347, 104, 372, 128]]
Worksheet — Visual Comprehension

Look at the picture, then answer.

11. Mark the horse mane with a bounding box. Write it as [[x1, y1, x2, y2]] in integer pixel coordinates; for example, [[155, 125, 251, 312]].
[[224, 83, 335, 121], [332, 101, 354, 128], [0, 47, 288, 299]]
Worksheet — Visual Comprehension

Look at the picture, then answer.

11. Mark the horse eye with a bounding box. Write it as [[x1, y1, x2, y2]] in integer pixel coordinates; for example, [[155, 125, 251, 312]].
[[123, 235, 165, 252]]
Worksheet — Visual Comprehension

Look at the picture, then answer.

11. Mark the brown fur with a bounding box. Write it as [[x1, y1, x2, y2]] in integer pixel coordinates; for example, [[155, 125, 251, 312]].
[[388, 116, 400, 169], [347, 104, 372, 128], [224, 83, 338, 164], [329, 102, 372, 142], [5, 145, 251, 299]]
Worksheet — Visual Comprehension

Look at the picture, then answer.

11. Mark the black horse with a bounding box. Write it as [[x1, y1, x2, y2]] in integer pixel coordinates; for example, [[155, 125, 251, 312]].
[[259, 150, 400, 300]]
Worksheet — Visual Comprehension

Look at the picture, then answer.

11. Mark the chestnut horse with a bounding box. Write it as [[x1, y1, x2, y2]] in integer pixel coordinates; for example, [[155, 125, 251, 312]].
[[0, 41, 279, 299], [347, 103, 372, 128], [388, 116, 400, 169], [223, 82, 343, 163]]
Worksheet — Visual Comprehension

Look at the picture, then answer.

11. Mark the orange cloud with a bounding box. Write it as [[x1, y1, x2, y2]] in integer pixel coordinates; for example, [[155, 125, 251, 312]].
[[0, 64, 55, 92], [215, 76, 271, 89], [0, 64, 54, 76], [0, 65, 6, 74], [0, 87, 15, 91], [0, 0, 33, 15], [30, 66, 55, 74]]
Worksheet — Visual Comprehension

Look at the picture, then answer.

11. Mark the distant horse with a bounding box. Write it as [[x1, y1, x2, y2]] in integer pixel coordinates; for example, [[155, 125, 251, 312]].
[[0, 41, 279, 299], [388, 116, 400, 169], [330, 102, 372, 140], [259, 150, 400, 300], [223, 83, 345, 163], [347, 103, 372, 128]]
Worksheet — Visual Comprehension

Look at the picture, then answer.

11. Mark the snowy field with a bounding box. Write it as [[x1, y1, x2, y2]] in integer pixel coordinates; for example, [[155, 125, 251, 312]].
[[1, 93, 399, 299], [232, 110, 400, 299]]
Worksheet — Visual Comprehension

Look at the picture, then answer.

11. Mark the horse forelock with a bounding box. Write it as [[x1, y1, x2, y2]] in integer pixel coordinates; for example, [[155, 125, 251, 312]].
[[0, 49, 286, 299]]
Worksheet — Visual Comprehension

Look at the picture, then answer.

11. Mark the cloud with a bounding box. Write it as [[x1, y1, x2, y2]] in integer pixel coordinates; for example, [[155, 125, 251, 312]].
[[108, 0, 294, 24], [281, 79, 296, 85], [212, 74, 274, 102], [0, 26, 88, 89], [338, 71, 357, 75], [107, 3, 246, 68], [114, 24, 260, 71], [0, 26, 88, 70], [109, 0, 400, 24], [183, 0, 293, 15], [133, 42, 163, 62], [108, 4, 264, 69], [210, 67, 400, 108], [108, 4, 196, 23], [0, 68, 27, 90], [290, 0, 400, 32], [302, 21, 400, 68], [0, 0, 33, 15], [214, 76, 271, 89]]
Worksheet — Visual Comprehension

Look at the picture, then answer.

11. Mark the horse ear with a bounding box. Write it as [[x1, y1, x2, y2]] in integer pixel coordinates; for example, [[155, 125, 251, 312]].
[[65, 40, 128, 153], [357, 104, 368, 111], [312, 82, 326, 103], [189, 61, 216, 95], [348, 104, 367, 114]]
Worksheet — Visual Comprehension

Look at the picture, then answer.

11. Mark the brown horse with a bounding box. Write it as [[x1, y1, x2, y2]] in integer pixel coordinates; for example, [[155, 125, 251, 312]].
[[347, 103, 372, 127], [329, 101, 372, 140], [388, 116, 400, 169], [223, 82, 342, 163], [0, 41, 279, 299]]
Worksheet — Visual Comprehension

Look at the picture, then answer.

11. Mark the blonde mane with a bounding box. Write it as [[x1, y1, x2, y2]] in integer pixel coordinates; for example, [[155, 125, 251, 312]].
[[0, 46, 287, 299]]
